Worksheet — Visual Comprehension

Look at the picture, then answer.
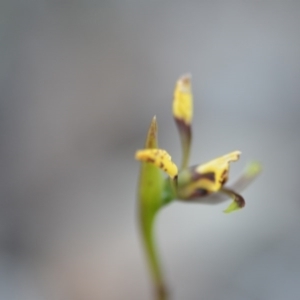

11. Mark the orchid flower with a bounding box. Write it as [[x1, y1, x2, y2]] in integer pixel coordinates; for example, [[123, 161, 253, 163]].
[[135, 74, 261, 300]]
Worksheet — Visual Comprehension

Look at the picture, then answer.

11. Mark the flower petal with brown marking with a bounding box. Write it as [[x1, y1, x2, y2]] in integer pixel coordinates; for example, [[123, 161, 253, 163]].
[[135, 149, 178, 179], [176, 151, 241, 200]]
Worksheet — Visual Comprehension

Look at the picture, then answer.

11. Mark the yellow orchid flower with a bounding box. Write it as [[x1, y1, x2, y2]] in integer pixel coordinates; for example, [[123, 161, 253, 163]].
[[135, 74, 260, 213], [135, 74, 261, 299]]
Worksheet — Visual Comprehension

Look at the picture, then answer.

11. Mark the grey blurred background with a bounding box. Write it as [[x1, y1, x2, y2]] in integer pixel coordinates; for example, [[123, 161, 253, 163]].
[[1, 1, 300, 299]]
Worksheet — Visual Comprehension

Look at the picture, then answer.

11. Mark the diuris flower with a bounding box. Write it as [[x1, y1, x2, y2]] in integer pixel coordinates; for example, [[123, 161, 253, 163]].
[[136, 74, 261, 213], [135, 74, 261, 299]]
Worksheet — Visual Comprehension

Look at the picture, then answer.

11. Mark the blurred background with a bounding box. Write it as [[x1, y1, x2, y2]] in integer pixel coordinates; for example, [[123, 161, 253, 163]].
[[1, 1, 300, 299]]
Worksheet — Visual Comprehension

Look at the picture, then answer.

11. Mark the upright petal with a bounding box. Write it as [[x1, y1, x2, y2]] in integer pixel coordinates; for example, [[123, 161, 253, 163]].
[[173, 74, 193, 170]]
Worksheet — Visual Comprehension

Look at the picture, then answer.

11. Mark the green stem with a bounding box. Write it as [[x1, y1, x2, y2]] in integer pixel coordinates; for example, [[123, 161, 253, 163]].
[[140, 211, 169, 300]]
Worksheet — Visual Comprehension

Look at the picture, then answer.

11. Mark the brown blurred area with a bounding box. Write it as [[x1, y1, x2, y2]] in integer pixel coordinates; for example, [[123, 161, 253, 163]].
[[1, 1, 300, 299]]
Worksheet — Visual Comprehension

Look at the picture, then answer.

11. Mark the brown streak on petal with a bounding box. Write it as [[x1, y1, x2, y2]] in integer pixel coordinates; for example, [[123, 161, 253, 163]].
[[220, 169, 228, 185], [174, 175, 178, 186], [222, 188, 245, 208], [190, 167, 215, 182], [175, 118, 192, 140], [196, 188, 209, 197], [235, 193, 245, 208], [189, 188, 209, 199], [202, 172, 216, 182], [221, 178, 228, 185]]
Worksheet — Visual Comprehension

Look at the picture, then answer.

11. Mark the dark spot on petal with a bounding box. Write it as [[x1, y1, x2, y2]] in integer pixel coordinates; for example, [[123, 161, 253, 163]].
[[189, 188, 209, 199], [202, 172, 215, 182], [196, 188, 209, 197]]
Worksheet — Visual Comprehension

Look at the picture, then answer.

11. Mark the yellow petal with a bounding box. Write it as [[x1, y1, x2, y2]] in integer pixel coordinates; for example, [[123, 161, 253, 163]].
[[195, 151, 241, 192], [176, 151, 241, 200], [135, 149, 178, 179], [173, 74, 193, 125]]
